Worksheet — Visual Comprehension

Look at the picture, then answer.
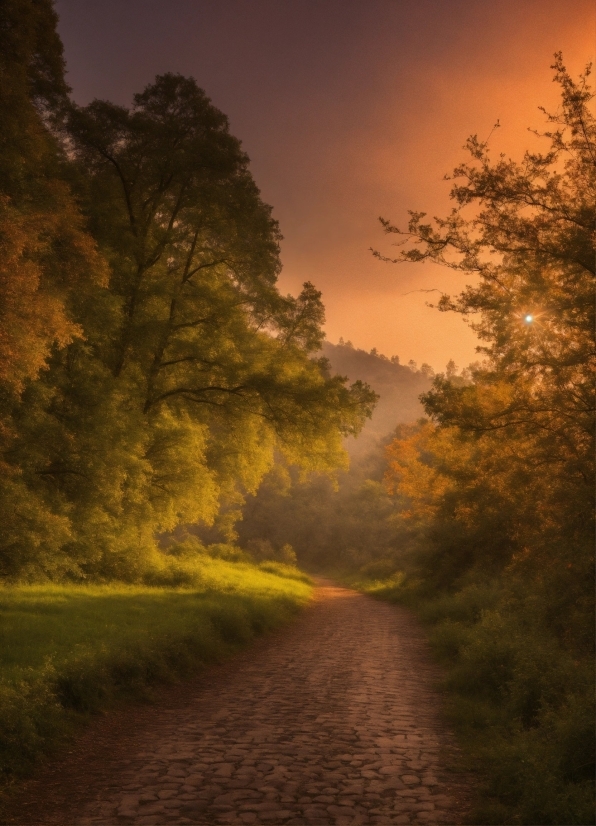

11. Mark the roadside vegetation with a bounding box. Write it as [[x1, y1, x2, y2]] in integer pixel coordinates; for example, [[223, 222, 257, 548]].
[[0, 549, 311, 782]]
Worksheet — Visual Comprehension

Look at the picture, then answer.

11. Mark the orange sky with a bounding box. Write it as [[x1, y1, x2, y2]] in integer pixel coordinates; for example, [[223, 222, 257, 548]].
[[56, 0, 594, 371]]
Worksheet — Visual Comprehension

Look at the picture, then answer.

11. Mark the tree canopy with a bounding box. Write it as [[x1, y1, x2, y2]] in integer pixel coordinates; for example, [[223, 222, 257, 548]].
[[376, 55, 594, 488], [0, 12, 375, 580], [0, 0, 107, 395]]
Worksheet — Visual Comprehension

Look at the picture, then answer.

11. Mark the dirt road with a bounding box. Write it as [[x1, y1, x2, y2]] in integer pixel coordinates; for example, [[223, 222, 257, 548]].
[[6, 581, 471, 825]]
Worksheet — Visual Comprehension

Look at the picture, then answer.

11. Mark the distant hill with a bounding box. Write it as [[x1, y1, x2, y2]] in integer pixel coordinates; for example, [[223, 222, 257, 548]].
[[321, 341, 432, 456]]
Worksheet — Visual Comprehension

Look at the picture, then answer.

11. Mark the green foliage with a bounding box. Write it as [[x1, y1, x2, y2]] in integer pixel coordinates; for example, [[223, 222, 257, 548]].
[[0, 10, 375, 581], [0, 556, 311, 782], [238, 440, 404, 570], [257, 561, 310, 582], [244, 538, 297, 565], [235, 344, 440, 569]]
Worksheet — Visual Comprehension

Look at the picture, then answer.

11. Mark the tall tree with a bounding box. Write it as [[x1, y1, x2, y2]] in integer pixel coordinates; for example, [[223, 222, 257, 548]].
[[67, 74, 373, 454], [0, 0, 108, 579], [4, 73, 375, 578], [375, 56, 595, 487], [0, 31, 375, 579], [0, 0, 106, 395], [377, 56, 594, 653]]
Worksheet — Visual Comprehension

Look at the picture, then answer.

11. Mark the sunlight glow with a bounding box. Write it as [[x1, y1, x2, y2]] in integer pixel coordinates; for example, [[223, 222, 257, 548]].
[[524, 314, 533, 323]]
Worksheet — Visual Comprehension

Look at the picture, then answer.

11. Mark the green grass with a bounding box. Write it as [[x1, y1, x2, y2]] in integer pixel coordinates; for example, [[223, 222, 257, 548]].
[[0, 555, 312, 783]]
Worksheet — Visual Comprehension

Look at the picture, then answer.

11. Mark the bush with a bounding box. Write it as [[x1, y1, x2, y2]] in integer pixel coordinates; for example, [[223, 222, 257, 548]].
[[358, 558, 400, 580], [257, 561, 311, 583], [245, 538, 298, 565]]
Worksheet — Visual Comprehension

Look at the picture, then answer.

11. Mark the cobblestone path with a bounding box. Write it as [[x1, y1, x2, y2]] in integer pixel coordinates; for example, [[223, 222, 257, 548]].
[[8, 581, 471, 825]]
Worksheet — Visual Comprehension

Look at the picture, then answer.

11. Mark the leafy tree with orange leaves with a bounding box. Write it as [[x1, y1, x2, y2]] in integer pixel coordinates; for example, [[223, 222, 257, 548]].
[[377, 55, 595, 488], [0, 0, 109, 578], [379, 60, 594, 823], [0, 0, 107, 395]]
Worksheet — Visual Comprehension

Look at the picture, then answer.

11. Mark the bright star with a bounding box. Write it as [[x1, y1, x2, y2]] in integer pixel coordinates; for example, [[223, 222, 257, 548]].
[[524, 314, 533, 323]]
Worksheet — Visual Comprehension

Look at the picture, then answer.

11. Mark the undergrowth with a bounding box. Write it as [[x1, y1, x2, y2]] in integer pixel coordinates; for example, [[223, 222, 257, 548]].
[[348, 570, 595, 826], [0, 553, 312, 784]]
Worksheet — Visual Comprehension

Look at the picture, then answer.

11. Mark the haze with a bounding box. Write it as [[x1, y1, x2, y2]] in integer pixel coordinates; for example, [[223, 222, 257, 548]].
[[55, 0, 594, 371]]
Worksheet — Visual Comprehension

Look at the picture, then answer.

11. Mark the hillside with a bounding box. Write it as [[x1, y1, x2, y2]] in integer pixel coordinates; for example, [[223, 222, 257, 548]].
[[321, 341, 432, 456]]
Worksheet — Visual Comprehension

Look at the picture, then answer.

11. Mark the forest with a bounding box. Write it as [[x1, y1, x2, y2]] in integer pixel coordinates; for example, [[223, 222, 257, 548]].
[[0, 2, 594, 824]]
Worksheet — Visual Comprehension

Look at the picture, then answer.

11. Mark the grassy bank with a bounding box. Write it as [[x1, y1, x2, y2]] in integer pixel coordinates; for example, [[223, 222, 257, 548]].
[[346, 572, 594, 826], [0, 555, 312, 784]]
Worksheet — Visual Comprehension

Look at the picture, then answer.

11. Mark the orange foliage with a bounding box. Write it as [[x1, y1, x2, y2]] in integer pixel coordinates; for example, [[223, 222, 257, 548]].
[[0, 192, 107, 393]]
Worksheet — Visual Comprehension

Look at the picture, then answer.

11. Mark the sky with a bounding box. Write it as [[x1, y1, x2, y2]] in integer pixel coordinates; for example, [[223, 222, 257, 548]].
[[54, 0, 594, 371]]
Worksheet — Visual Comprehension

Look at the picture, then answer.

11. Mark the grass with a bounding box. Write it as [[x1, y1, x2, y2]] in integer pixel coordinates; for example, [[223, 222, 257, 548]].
[[343, 568, 595, 826], [0, 554, 312, 784]]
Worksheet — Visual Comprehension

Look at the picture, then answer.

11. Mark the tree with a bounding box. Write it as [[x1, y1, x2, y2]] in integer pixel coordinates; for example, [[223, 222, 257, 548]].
[[66, 74, 373, 453], [0, 0, 109, 579], [377, 58, 595, 649], [0, 0, 107, 395], [0, 41, 375, 580], [0, 73, 375, 578], [375, 56, 595, 486], [374, 52, 595, 647]]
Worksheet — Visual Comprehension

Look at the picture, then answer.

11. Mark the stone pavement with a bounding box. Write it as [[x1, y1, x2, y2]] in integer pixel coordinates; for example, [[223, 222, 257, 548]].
[[7, 581, 471, 825]]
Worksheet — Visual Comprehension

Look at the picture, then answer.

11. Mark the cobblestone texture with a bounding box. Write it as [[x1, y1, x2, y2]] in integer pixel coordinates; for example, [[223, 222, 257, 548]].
[[5, 581, 471, 825]]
